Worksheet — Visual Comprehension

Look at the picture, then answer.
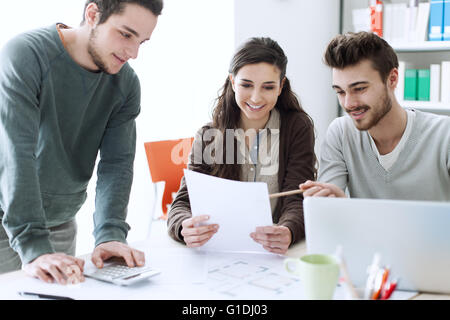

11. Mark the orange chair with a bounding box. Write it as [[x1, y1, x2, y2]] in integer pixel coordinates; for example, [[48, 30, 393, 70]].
[[144, 137, 194, 220]]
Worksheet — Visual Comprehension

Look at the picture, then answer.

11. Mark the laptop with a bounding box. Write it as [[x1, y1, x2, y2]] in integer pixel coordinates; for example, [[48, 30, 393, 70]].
[[304, 197, 450, 294]]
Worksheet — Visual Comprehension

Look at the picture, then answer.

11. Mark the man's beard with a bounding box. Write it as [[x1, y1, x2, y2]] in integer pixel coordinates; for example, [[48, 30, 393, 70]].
[[352, 88, 392, 131], [87, 28, 111, 74]]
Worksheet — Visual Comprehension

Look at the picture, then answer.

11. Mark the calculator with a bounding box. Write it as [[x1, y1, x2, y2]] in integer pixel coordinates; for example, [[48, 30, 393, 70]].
[[84, 259, 161, 286]]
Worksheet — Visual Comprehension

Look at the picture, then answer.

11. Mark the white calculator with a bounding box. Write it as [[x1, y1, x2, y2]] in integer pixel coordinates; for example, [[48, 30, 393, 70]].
[[84, 258, 161, 286]]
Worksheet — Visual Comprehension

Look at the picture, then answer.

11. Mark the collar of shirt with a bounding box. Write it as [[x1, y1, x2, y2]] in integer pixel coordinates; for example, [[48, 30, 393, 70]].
[[236, 108, 281, 165]]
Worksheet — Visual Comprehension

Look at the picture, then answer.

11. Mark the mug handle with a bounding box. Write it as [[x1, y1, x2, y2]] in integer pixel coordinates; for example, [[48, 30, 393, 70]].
[[284, 258, 300, 275]]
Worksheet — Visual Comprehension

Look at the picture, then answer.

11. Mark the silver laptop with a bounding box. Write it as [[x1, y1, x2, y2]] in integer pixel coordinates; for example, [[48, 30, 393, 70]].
[[304, 197, 450, 294]]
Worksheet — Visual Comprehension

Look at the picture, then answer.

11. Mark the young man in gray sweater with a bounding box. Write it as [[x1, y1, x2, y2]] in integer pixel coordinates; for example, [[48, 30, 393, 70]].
[[0, 0, 162, 284], [300, 32, 450, 201]]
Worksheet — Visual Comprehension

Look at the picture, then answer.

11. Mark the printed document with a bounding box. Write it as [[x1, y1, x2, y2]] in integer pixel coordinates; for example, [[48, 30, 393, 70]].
[[184, 169, 273, 254]]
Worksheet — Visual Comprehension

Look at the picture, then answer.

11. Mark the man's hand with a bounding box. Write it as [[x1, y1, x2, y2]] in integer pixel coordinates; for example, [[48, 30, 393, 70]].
[[250, 225, 292, 255], [300, 180, 346, 198], [181, 215, 219, 248], [23, 253, 85, 285], [91, 241, 145, 269]]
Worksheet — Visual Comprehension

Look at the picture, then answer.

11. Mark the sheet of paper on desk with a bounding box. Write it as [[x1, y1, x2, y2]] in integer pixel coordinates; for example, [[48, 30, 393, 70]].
[[184, 169, 273, 254]]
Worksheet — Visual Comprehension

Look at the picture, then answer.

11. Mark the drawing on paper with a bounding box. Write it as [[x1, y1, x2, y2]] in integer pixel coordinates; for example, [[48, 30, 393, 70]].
[[207, 260, 299, 297]]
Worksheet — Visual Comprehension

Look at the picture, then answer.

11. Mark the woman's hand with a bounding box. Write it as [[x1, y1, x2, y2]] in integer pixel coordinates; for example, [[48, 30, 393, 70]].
[[250, 225, 292, 254], [181, 215, 219, 248]]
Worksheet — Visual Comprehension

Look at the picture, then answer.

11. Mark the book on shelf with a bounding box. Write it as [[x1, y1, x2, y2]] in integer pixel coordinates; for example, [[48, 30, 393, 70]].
[[405, 69, 418, 100], [351, 0, 450, 44], [430, 64, 441, 102], [407, 0, 418, 42], [399, 62, 450, 105], [441, 61, 450, 103], [353, 1, 437, 44], [383, 3, 394, 42], [429, 0, 445, 41], [383, 1, 429, 45], [370, 0, 384, 37], [391, 2, 408, 43], [417, 69, 431, 101], [444, 0, 450, 40], [416, 2, 431, 42]]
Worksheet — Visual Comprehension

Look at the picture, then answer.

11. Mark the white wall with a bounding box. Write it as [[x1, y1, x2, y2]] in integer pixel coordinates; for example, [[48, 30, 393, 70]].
[[0, 1, 84, 45], [124, 0, 234, 248], [234, 0, 340, 157]]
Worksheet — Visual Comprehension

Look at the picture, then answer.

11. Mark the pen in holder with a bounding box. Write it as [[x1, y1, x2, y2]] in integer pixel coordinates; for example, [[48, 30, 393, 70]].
[[364, 253, 399, 300], [335, 248, 398, 300]]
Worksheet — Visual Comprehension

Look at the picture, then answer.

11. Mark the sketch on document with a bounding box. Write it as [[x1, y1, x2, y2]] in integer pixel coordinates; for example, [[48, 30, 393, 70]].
[[207, 260, 299, 297]]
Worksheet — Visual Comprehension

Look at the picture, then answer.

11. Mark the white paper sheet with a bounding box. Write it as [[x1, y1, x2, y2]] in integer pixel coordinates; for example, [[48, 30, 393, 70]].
[[141, 247, 208, 285], [184, 169, 273, 254]]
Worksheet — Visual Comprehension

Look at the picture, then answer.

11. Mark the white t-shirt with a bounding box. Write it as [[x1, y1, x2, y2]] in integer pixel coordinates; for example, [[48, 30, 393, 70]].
[[368, 109, 416, 171]]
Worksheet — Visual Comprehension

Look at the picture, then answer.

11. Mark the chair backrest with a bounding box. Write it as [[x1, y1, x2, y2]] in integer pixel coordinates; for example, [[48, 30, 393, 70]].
[[144, 137, 194, 217]]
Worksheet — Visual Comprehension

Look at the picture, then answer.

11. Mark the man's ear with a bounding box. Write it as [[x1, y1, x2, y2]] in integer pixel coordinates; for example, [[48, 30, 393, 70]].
[[84, 3, 100, 27], [386, 68, 399, 90]]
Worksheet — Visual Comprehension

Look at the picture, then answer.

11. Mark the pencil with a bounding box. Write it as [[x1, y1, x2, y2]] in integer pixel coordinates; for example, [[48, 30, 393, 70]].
[[335, 245, 359, 299], [269, 189, 304, 199]]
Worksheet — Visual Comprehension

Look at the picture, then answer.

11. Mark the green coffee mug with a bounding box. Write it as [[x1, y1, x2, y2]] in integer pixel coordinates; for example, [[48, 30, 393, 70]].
[[284, 254, 340, 300]]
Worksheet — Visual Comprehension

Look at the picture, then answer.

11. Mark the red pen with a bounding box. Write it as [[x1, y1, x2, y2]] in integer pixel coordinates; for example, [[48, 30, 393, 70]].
[[381, 279, 398, 300]]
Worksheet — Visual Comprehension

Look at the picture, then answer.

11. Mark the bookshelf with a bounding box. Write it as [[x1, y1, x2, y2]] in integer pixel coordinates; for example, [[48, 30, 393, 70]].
[[341, 0, 450, 115], [400, 100, 450, 114], [392, 41, 450, 52]]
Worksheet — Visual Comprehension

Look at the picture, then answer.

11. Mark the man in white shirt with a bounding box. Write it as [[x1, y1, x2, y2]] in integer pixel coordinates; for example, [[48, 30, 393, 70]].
[[300, 32, 450, 200]]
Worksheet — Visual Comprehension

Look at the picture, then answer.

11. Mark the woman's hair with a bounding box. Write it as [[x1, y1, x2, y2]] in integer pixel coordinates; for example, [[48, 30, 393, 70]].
[[206, 37, 313, 180]]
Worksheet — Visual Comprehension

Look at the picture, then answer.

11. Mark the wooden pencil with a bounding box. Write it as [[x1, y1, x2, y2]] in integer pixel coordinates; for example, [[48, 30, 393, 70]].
[[269, 189, 304, 199]]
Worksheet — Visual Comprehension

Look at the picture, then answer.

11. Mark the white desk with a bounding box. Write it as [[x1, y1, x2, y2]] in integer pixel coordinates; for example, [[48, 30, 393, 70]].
[[0, 220, 448, 300]]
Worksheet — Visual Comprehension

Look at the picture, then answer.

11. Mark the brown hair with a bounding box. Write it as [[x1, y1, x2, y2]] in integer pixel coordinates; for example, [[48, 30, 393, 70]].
[[324, 31, 398, 82], [81, 0, 163, 25], [205, 37, 314, 180]]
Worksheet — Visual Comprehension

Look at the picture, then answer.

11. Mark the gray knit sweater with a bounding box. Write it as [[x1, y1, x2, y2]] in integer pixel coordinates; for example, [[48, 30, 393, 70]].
[[318, 109, 450, 201]]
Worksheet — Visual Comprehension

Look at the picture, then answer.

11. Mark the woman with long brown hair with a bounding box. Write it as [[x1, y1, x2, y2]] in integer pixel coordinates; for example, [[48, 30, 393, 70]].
[[167, 37, 316, 254]]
